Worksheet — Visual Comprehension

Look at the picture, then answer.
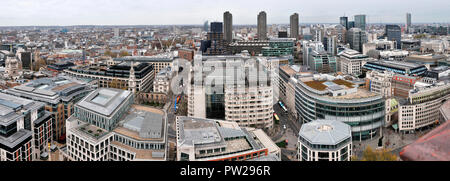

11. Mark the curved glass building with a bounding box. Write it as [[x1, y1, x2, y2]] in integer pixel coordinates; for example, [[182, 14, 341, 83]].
[[294, 75, 385, 141]]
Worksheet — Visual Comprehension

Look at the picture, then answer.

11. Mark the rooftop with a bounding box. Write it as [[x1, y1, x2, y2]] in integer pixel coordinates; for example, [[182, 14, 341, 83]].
[[400, 121, 450, 161], [7, 75, 91, 104], [77, 88, 132, 117], [299, 120, 352, 146]]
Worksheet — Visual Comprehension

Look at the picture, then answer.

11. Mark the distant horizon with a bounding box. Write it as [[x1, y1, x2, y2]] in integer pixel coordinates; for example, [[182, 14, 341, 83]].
[[0, 22, 449, 28], [0, 0, 449, 26]]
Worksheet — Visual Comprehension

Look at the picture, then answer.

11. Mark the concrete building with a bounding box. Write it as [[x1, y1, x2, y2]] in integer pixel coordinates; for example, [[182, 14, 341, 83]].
[[261, 38, 296, 57], [5, 76, 92, 142], [0, 93, 52, 161], [385, 25, 402, 49], [187, 55, 274, 129], [406, 13, 412, 34], [366, 70, 394, 98], [297, 119, 352, 161], [64, 61, 155, 93], [354, 15, 366, 31], [114, 55, 174, 75], [340, 16, 349, 30], [176, 116, 280, 161], [257, 11, 267, 40], [201, 22, 228, 55], [307, 50, 337, 74], [224, 11, 233, 43], [398, 82, 450, 133], [362, 60, 427, 76], [440, 99, 450, 122], [346, 28, 367, 53], [294, 74, 385, 140], [63, 88, 168, 161], [338, 49, 370, 76], [290, 13, 299, 40]]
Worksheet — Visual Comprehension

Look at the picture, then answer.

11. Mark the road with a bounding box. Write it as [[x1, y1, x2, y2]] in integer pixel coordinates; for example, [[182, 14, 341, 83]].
[[272, 102, 301, 142]]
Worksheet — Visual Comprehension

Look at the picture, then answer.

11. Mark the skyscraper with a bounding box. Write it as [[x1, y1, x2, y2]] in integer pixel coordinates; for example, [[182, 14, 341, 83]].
[[290, 13, 299, 40], [354, 15, 366, 31], [223, 11, 233, 43], [257, 11, 267, 40], [340, 16, 348, 30], [406, 13, 412, 34], [386, 25, 402, 49]]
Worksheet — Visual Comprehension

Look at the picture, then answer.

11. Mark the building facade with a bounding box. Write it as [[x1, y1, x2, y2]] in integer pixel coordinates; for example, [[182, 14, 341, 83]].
[[297, 120, 352, 161], [257, 11, 267, 40], [64, 88, 168, 161], [398, 82, 450, 133], [5, 76, 92, 142], [176, 116, 280, 161], [294, 75, 385, 141]]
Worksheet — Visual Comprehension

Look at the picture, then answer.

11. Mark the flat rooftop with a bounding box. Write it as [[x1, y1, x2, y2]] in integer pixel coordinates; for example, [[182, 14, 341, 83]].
[[366, 60, 423, 69], [177, 117, 265, 159], [77, 88, 132, 117], [0, 93, 43, 126], [400, 121, 450, 161]]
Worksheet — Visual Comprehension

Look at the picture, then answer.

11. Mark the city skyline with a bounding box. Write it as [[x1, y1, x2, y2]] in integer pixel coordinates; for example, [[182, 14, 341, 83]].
[[0, 0, 449, 26]]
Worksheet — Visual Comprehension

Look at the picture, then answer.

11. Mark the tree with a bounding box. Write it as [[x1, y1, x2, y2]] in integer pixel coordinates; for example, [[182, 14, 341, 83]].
[[353, 146, 398, 161]]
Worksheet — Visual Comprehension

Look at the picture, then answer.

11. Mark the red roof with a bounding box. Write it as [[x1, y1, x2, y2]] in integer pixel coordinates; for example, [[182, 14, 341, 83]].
[[400, 121, 450, 161]]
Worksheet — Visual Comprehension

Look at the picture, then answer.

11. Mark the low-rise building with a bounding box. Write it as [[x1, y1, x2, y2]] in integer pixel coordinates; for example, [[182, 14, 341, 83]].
[[297, 119, 352, 161], [398, 82, 450, 133], [338, 49, 370, 76], [5, 76, 92, 142], [64, 88, 168, 161], [153, 67, 174, 94], [294, 74, 385, 141]]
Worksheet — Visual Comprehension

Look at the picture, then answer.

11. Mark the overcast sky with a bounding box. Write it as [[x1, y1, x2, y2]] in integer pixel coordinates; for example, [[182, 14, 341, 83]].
[[0, 0, 449, 26]]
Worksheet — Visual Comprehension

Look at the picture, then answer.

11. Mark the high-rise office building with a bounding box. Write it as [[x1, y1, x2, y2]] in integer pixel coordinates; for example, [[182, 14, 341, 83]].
[[340, 16, 349, 30], [386, 25, 402, 49], [346, 28, 368, 53], [406, 13, 412, 34], [290, 13, 299, 40], [201, 22, 227, 55], [224, 11, 233, 43], [354, 15, 366, 31], [203, 21, 209, 32], [258, 11, 267, 40]]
